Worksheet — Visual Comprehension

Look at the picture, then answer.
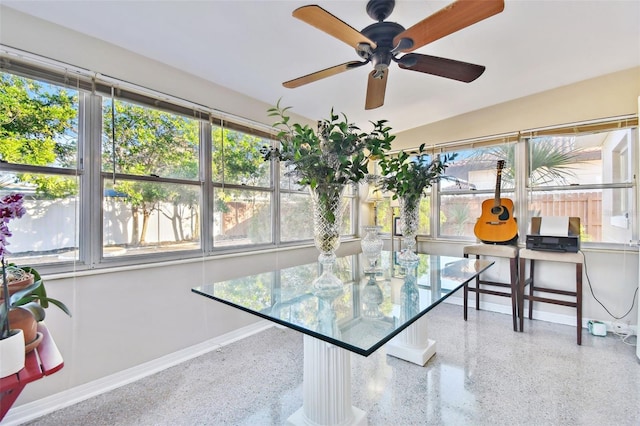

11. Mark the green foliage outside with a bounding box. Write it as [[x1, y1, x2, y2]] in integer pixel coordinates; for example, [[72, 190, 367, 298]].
[[212, 127, 269, 186], [0, 73, 78, 198], [102, 99, 271, 245], [2, 73, 273, 247], [102, 99, 201, 244]]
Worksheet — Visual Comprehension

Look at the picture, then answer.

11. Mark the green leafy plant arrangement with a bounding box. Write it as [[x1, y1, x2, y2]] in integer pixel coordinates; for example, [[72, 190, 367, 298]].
[[262, 100, 395, 190], [377, 143, 457, 205]]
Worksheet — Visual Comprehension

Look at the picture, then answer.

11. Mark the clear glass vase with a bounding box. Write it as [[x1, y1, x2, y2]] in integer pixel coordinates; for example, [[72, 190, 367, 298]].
[[310, 183, 347, 261], [310, 183, 347, 293], [399, 258, 420, 322], [399, 195, 420, 262], [316, 289, 343, 338], [361, 273, 384, 320], [360, 225, 383, 272]]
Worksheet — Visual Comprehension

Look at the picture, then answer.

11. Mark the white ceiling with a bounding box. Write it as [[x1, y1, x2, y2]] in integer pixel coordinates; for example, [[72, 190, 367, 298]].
[[4, 0, 640, 133]]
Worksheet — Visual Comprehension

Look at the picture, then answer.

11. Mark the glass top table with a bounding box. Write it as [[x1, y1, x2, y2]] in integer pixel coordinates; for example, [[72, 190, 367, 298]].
[[192, 250, 493, 357], [192, 251, 493, 426]]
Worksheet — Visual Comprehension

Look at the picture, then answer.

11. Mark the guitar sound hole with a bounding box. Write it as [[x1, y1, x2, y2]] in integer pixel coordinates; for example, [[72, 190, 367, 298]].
[[491, 206, 502, 215]]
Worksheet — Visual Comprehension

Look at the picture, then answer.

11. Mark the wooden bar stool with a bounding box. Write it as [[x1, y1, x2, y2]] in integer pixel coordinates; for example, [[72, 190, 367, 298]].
[[518, 248, 583, 345], [463, 244, 519, 331]]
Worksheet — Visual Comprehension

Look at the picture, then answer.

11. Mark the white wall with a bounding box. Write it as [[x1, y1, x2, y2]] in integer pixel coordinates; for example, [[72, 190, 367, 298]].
[[393, 67, 640, 150], [1, 4, 639, 415]]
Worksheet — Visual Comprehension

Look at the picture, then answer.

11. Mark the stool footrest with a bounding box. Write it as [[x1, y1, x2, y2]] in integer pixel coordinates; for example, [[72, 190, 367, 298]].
[[468, 287, 513, 298], [524, 294, 577, 308], [529, 286, 577, 297], [475, 280, 512, 289]]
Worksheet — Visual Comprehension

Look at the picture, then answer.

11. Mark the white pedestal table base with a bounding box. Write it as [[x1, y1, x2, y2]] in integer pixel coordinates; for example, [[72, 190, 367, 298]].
[[286, 335, 367, 426], [385, 316, 436, 366]]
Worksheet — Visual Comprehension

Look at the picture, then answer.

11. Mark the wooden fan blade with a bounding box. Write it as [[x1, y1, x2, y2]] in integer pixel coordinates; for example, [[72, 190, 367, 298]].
[[293, 5, 377, 49], [365, 70, 388, 110], [393, 0, 504, 52], [283, 61, 367, 89], [399, 53, 485, 83]]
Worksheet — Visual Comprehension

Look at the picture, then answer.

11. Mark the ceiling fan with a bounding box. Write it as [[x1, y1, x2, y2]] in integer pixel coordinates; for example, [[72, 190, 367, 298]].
[[283, 0, 505, 110]]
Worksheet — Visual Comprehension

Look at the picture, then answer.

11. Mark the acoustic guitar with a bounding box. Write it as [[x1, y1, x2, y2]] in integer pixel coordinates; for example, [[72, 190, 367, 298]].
[[473, 160, 518, 244]]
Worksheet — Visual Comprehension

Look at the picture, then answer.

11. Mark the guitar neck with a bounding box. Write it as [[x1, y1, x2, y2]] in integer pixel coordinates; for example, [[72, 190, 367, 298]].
[[493, 168, 502, 207]]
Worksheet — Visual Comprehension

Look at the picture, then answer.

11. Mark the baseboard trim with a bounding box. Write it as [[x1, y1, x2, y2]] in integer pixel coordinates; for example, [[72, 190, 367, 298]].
[[1, 320, 274, 426]]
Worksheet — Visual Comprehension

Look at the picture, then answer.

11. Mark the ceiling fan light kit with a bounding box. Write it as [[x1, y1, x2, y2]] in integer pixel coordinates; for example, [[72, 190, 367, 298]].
[[283, 0, 505, 110]]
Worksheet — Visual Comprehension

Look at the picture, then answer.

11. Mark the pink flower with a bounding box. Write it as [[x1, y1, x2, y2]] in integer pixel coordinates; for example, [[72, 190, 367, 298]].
[[0, 193, 25, 258]]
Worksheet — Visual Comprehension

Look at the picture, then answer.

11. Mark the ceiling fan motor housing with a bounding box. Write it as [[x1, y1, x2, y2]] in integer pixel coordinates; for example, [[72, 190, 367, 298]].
[[360, 21, 405, 73]]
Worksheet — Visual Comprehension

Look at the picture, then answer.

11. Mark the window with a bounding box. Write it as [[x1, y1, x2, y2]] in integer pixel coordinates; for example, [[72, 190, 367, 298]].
[[0, 72, 80, 267], [280, 191, 313, 243], [101, 98, 202, 257], [0, 53, 358, 272], [526, 128, 637, 245], [213, 187, 272, 247], [437, 143, 516, 239], [212, 124, 273, 248], [435, 122, 638, 247]]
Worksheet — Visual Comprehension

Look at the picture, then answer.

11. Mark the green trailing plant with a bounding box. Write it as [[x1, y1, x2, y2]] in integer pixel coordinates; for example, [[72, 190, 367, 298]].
[[377, 143, 456, 205]]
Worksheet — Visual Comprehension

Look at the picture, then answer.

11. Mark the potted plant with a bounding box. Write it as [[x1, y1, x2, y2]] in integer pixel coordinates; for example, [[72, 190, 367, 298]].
[[1, 192, 27, 376], [262, 100, 394, 292], [1, 194, 71, 371], [377, 144, 456, 261]]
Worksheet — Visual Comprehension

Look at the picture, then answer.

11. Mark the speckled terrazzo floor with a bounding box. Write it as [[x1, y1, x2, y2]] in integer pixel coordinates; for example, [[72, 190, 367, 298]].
[[25, 303, 640, 425]]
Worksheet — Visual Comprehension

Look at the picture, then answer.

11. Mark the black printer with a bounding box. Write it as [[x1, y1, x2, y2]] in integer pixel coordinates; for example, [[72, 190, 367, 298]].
[[525, 217, 580, 253]]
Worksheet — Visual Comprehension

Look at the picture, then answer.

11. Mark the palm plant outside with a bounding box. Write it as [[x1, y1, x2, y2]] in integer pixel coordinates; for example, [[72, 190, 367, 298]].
[[473, 137, 582, 186], [455, 138, 584, 235]]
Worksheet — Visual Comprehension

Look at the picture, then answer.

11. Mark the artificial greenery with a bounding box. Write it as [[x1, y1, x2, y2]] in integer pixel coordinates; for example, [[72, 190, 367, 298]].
[[377, 143, 456, 205], [262, 100, 395, 190]]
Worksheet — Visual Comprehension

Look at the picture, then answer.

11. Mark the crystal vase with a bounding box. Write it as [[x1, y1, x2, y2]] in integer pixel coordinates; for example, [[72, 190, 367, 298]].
[[316, 289, 343, 338], [360, 225, 383, 272], [400, 258, 420, 322], [399, 195, 420, 262], [310, 183, 347, 293], [361, 273, 384, 320]]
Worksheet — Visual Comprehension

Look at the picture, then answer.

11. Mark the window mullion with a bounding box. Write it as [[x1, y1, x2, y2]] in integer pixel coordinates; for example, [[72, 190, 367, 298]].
[[200, 121, 213, 254], [515, 136, 528, 242], [83, 92, 104, 269]]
